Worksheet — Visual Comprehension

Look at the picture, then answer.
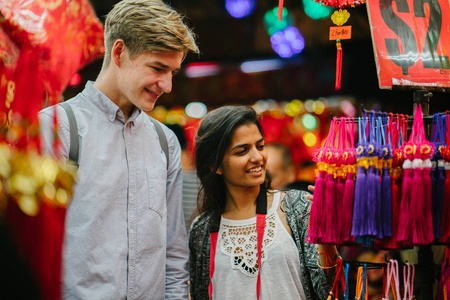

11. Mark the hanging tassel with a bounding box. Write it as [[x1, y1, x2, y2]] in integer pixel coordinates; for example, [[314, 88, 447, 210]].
[[422, 158, 435, 244], [381, 166, 393, 237], [323, 166, 337, 243], [365, 162, 378, 236], [376, 166, 384, 238], [355, 266, 364, 300], [352, 118, 368, 238], [397, 160, 413, 245], [335, 170, 345, 244], [388, 169, 402, 249], [335, 40, 342, 91], [435, 162, 446, 239], [352, 164, 367, 237], [411, 158, 426, 245], [342, 168, 355, 242], [344, 263, 350, 300], [307, 163, 327, 243], [432, 162, 440, 239], [277, 0, 284, 21], [442, 168, 450, 242]]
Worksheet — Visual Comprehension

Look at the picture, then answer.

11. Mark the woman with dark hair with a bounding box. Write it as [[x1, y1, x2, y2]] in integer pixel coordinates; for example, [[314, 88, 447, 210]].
[[189, 106, 339, 300]]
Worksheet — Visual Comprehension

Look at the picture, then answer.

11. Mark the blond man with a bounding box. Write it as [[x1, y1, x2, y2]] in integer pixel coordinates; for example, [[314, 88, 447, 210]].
[[39, 0, 199, 298]]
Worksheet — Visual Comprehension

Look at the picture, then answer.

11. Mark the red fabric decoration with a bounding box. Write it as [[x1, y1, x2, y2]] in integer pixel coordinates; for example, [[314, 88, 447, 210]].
[[278, 0, 284, 21], [335, 41, 342, 90], [0, 1, 104, 300], [0, 0, 104, 148]]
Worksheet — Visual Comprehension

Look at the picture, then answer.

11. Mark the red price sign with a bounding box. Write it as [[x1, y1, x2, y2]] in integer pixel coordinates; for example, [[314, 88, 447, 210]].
[[366, 0, 450, 89], [329, 26, 352, 40]]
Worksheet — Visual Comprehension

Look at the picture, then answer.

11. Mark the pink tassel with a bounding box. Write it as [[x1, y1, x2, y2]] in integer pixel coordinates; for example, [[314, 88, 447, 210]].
[[411, 159, 426, 245], [397, 161, 413, 245], [335, 174, 345, 244], [307, 169, 326, 243], [342, 171, 355, 242], [323, 170, 337, 243], [422, 161, 435, 244]]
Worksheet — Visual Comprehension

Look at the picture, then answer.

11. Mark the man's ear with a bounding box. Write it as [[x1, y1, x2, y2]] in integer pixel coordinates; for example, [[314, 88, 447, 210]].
[[111, 39, 126, 67]]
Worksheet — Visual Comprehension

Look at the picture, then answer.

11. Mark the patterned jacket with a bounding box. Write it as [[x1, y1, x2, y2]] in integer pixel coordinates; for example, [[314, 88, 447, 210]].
[[188, 189, 337, 300]]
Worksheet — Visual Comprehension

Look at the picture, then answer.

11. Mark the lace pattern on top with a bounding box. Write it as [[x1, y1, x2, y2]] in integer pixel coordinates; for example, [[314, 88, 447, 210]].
[[219, 211, 277, 277]]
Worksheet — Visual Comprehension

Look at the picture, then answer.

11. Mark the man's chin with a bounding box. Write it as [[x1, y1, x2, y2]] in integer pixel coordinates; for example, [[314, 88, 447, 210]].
[[139, 103, 156, 112]]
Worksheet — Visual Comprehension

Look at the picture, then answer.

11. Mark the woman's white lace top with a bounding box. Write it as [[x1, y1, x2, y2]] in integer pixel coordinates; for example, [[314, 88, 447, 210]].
[[211, 191, 306, 299]]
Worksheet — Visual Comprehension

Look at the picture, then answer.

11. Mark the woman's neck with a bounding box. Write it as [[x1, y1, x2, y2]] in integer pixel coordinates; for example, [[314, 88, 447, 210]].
[[222, 186, 261, 220], [222, 186, 272, 220]]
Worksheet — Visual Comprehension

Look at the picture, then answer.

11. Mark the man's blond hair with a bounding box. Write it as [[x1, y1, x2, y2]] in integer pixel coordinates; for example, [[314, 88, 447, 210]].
[[102, 0, 199, 69]]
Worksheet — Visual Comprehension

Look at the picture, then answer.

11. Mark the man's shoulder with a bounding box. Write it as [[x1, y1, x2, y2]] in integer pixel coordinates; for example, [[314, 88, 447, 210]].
[[39, 96, 82, 115], [143, 114, 178, 143]]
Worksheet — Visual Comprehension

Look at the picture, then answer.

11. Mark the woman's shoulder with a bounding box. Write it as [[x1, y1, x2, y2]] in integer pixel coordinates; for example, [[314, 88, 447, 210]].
[[281, 189, 311, 215], [189, 213, 213, 238]]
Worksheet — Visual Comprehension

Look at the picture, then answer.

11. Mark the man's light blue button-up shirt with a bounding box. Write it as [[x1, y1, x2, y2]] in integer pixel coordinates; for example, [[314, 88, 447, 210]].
[[39, 82, 189, 299]]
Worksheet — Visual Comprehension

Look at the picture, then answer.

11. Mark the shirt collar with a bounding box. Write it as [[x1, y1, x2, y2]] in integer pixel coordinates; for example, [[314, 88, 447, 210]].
[[82, 81, 142, 124]]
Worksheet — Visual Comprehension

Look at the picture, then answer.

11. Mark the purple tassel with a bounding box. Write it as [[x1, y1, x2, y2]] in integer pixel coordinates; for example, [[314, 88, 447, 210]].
[[381, 167, 393, 237], [431, 164, 439, 239], [342, 171, 355, 242], [435, 165, 446, 239], [365, 165, 378, 236], [375, 167, 383, 238], [352, 166, 367, 237]]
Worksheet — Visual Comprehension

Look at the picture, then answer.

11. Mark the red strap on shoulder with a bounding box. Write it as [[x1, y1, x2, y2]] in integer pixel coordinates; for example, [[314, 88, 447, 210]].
[[256, 213, 266, 300], [209, 231, 218, 299]]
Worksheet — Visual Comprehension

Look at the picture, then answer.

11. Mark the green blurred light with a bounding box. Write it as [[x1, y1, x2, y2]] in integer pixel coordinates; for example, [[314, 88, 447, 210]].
[[303, 0, 334, 20], [264, 7, 291, 36], [302, 114, 318, 130]]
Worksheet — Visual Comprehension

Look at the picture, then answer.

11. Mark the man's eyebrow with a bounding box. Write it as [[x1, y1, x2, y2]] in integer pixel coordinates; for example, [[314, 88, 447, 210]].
[[153, 61, 180, 73]]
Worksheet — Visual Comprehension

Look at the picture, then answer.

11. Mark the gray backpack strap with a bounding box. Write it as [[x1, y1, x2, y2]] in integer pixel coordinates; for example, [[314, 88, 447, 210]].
[[150, 117, 169, 170], [59, 102, 79, 166]]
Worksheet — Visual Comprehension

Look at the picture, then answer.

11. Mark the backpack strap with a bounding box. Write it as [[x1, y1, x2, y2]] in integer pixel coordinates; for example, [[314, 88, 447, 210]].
[[59, 102, 79, 166], [150, 117, 169, 170], [58, 102, 169, 170]]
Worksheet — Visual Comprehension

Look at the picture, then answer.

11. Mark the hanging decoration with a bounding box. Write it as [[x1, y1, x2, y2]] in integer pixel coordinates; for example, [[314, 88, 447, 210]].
[[308, 116, 356, 245], [305, 0, 365, 90], [0, 1, 104, 299]]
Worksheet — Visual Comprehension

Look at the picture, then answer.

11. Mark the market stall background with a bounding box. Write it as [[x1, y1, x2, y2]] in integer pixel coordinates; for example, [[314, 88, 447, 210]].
[[61, 0, 449, 179], [65, 0, 449, 110]]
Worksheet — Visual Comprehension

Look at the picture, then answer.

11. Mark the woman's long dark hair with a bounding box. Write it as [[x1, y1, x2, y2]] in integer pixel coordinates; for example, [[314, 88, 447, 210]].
[[195, 106, 271, 220]]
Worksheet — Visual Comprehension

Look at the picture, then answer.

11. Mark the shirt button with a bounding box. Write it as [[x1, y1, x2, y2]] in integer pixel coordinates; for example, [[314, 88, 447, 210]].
[[130, 266, 133, 271], [109, 114, 114, 121], [130, 229, 134, 234], [130, 193, 134, 198]]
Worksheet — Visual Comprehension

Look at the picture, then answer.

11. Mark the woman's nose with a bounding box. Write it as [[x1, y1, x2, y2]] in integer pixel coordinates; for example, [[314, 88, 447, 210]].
[[249, 148, 263, 162]]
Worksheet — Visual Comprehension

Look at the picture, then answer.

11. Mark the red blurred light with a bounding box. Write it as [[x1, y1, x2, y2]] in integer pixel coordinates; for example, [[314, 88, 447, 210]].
[[69, 73, 81, 86]]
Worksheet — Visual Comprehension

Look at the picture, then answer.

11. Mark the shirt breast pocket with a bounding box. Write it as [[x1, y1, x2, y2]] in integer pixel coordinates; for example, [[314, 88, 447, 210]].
[[146, 168, 167, 218]]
